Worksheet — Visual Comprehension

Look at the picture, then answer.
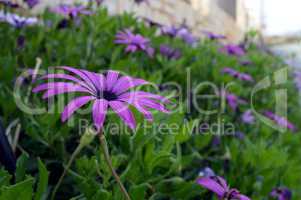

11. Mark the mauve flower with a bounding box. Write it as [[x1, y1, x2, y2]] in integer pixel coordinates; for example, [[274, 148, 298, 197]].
[[160, 44, 181, 60], [161, 25, 197, 45], [2, 13, 38, 28], [203, 31, 226, 40], [33, 67, 170, 130], [220, 44, 246, 56], [197, 176, 250, 200], [199, 167, 215, 178], [270, 187, 292, 200], [241, 110, 255, 124], [235, 131, 245, 140], [24, 0, 39, 8], [0, 0, 19, 8], [221, 90, 247, 111], [264, 111, 296, 132], [115, 29, 154, 57], [221, 67, 253, 82], [51, 5, 92, 18]]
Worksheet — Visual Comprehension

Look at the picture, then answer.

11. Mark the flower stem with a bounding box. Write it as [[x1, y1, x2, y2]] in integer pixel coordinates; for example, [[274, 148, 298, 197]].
[[51, 143, 83, 200], [98, 133, 131, 200]]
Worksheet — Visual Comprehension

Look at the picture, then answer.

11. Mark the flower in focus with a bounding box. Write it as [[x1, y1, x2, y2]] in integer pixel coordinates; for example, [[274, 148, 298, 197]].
[[221, 67, 253, 82], [2, 13, 38, 28], [24, 0, 39, 8], [159, 44, 181, 60], [220, 44, 245, 56], [241, 110, 255, 124], [161, 25, 197, 45], [115, 29, 154, 57], [202, 31, 226, 40], [197, 176, 250, 200], [221, 90, 247, 111], [264, 111, 296, 132], [51, 5, 92, 18], [33, 67, 170, 130], [270, 187, 292, 200]]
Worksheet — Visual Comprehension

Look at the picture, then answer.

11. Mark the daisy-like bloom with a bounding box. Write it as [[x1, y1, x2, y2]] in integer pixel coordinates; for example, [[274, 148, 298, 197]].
[[270, 187, 292, 200], [221, 67, 253, 82], [161, 25, 197, 45], [115, 29, 154, 57], [197, 176, 250, 200], [264, 111, 296, 132], [2, 13, 38, 28], [51, 5, 92, 18], [241, 110, 255, 124], [221, 90, 247, 111], [220, 44, 246, 57], [202, 31, 226, 40], [32, 67, 170, 130], [159, 44, 181, 60], [24, 0, 39, 8]]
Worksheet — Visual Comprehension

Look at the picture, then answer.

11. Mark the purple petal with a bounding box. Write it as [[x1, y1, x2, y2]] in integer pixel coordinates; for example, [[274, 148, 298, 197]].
[[196, 177, 226, 197], [42, 85, 91, 99], [236, 194, 251, 200], [92, 99, 108, 130], [106, 70, 119, 91], [113, 78, 149, 95], [32, 82, 74, 93], [109, 100, 136, 129], [137, 98, 170, 113], [61, 96, 95, 122]]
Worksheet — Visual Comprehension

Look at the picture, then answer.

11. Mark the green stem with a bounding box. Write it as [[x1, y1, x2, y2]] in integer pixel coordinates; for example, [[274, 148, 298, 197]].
[[98, 133, 131, 200], [50, 143, 83, 200]]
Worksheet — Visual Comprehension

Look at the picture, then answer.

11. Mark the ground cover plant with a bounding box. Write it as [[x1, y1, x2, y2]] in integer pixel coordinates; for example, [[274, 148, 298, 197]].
[[0, 2, 301, 200]]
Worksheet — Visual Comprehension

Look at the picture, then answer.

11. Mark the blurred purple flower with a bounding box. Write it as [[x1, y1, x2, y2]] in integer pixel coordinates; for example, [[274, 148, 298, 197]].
[[160, 44, 181, 60], [294, 70, 301, 91], [235, 131, 245, 140], [24, 0, 39, 8], [241, 110, 255, 124], [240, 60, 252, 66], [270, 187, 292, 200], [221, 90, 247, 111], [2, 13, 38, 28], [51, 5, 92, 18], [220, 44, 246, 56], [197, 176, 250, 200], [134, 0, 148, 4], [0, 0, 19, 8], [221, 67, 253, 82], [115, 29, 154, 57], [202, 31, 226, 40], [199, 167, 215, 178], [161, 25, 197, 45], [33, 67, 170, 130], [264, 111, 296, 132], [17, 35, 25, 49]]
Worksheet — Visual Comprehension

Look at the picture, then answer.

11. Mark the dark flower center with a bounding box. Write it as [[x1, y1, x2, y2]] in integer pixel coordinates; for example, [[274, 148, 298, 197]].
[[97, 90, 118, 101]]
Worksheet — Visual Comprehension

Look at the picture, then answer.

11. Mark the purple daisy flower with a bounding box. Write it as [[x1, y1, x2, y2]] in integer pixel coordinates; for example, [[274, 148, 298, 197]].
[[197, 176, 250, 200], [159, 44, 181, 60], [0, 0, 19, 8], [2, 13, 38, 28], [241, 110, 255, 124], [115, 29, 154, 57], [202, 31, 226, 40], [32, 67, 170, 130], [51, 5, 92, 18], [161, 25, 197, 45], [220, 44, 246, 57], [221, 90, 247, 111], [270, 187, 292, 200], [24, 0, 39, 8], [264, 111, 296, 132], [221, 67, 253, 82]]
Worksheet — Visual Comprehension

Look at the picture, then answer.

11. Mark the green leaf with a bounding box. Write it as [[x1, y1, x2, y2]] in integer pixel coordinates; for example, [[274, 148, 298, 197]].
[[129, 184, 147, 200], [15, 154, 29, 183], [34, 159, 49, 200], [0, 178, 34, 200]]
